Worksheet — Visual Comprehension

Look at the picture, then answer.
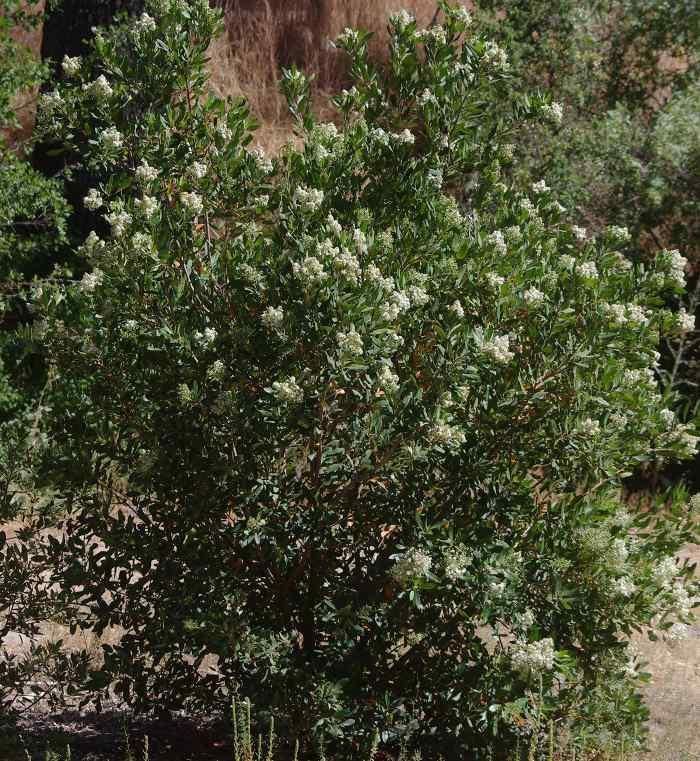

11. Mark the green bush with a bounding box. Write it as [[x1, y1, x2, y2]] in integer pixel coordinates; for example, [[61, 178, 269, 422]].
[[7, 1, 699, 757]]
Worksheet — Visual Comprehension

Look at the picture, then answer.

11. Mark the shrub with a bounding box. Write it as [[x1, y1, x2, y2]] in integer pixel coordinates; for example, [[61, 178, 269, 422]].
[[12, 1, 699, 758]]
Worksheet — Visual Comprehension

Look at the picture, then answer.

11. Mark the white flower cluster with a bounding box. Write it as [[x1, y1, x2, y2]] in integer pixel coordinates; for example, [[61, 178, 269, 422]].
[[337, 329, 364, 356], [135, 159, 158, 183], [194, 327, 217, 346], [578, 417, 600, 436], [653, 557, 677, 588], [486, 272, 505, 289], [62, 55, 81, 76], [134, 12, 157, 34], [427, 168, 443, 190], [612, 576, 636, 598], [391, 548, 432, 586], [105, 209, 132, 237], [99, 126, 123, 150], [481, 333, 514, 364], [207, 359, 225, 382], [135, 195, 158, 219], [39, 90, 63, 114], [293, 256, 328, 288], [188, 161, 207, 180], [83, 75, 113, 99], [667, 622, 690, 641], [510, 638, 555, 677], [488, 230, 507, 255], [250, 146, 273, 174], [607, 225, 631, 244], [261, 306, 284, 330], [271, 377, 303, 404], [543, 101, 563, 124], [672, 582, 693, 618], [83, 188, 103, 211], [427, 422, 466, 451], [532, 179, 549, 194], [79, 268, 104, 293], [449, 300, 464, 318], [376, 363, 399, 392], [576, 261, 599, 280], [418, 88, 438, 107], [572, 225, 587, 241], [177, 383, 194, 405], [604, 302, 649, 326], [180, 191, 203, 216], [676, 308, 696, 333], [523, 286, 545, 305], [389, 9, 414, 28], [131, 232, 152, 255], [293, 185, 324, 212], [622, 367, 656, 389], [657, 249, 688, 287], [443, 545, 470, 580], [690, 494, 700, 512], [482, 40, 509, 71]]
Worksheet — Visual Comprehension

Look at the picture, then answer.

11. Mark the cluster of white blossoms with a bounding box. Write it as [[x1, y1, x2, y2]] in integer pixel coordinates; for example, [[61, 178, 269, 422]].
[[622, 367, 656, 389], [194, 327, 217, 346], [188, 161, 207, 181], [542, 101, 563, 124], [105, 209, 131, 237], [485, 272, 505, 289], [79, 268, 104, 293], [481, 333, 514, 364], [603, 302, 649, 326], [449, 300, 465, 318], [576, 260, 599, 280], [657, 248, 688, 287], [337, 329, 364, 356], [482, 40, 509, 71], [510, 637, 555, 677], [418, 88, 438, 107], [427, 422, 466, 451], [206, 359, 225, 382], [391, 548, 432, 586], [394, 128, 415, 144], [389, 9, 414, 28], [659, 408, 676, 429], [99, 126, 123, 150], [180, 191, 203, 216], [676, 308, 696, 333], [250, 146, 274, 174], [131, 232, 152, 255], [532, 179, 549, 194], [653, 556, 677, 588], [133, 11, 157, 34], [667, 622, 690, 641], [523, 286, 545, 305], [135, 159, 158, 183], [376, 363, 399, 392], [488, 229, 507, 255], [39, 89, 64, 114], [135, 195, 158, 219], [690, 494, 700, 512], [672, 582, 693, 618], [612, 576, 636, 598], [83, 188, 103, 211], [61, 55, 81, 76], [83, 74, 113, 99], [609, 538, 629, 569], [293, 185, 324, 212], [261, 306, 284, 330], [578, 417, 601, 436], [330, 246, 361, 285], [271, 377, 304, 405], [426, 168, 444, 190], [177, 383, 194, 405], [571, 225, 587, 241], [608, 225, 632, 244], [443, 545, 470, 580], [292, 255, 328, 288]]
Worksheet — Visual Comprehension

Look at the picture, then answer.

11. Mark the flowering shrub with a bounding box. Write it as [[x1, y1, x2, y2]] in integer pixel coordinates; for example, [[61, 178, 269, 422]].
[[15, 1, 699, 757]]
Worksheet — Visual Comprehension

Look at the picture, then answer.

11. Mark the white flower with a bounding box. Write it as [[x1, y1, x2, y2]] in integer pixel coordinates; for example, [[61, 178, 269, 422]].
[[391, 548, 432, 586], [39, 89, 64, 114], [366, 264, 395, 293], [271, 377, 303, 404], [505, 226, 522, 243], [331, 248, 361, 285], [207, 360, 225, 382], [408, 285, 429, 307], [135, 194, 158, 219], [177, 383, 194, 405], [486, 272, 505, 289], [61, 55, 81, 76], [610, 538, 629, 568], [672, 582, 692, 617], [689, 494, 700, 512], [523, 286, 545, 305], [131, 232, 152, 255], [449, 300, 464, 318], [99, 126, 123, 150], [443, 545, 470, 580], [292, 256, 328, 287], [377, 363, 399, 392], [418, 88, 438, 107], [558, 254, 575, 270], [293, 185, 324, 212], [427, 422, 465, 450], [572, 225, 587, 241], [677, 308, 696, 333], [653, 557, 677, 588], [453, 6, 472, 25], [532, 179, 549, 194], [427, 168, 443, 190], [657, 248, 688, 287], [135, 159, 158, 183], [482, 40, 509, 70], [217, 123, 232, 141], [84, 74, 113, 99], [488, 230, 507, 255], [188, 161, 207, 180], [390, 9, 414, 28], [180, 191, 203, 216], [370, 127, 390, 146], [83, 231, 104, 255], [543, 101, 563, 124], [104, 209, 132, 237], [83, 189, 103, 211], [79, 268, 104, 292], [481, 334, 514, 364], [660, 408, 676, 429], [612, 576, 636, 597], [579, 417, 600, 436], [608, 225, 631, 244], [337, 329, 364, 356], [576, 261, 599, 280], [510, 638, 555, 677], [134, 12, 156, 33], [261, 306, 284, 329], [326, 214, 343, 237], [251, 147, 273, 175], [352, 227, 368, 255], [394, 128, 415, 144]]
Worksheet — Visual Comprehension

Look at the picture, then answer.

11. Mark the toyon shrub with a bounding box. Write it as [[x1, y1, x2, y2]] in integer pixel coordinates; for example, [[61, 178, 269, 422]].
[[12, 0, 699, 757]]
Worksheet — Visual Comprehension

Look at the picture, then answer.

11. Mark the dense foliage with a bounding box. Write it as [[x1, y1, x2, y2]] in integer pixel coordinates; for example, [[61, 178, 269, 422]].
[[0, 1, 699, 759]]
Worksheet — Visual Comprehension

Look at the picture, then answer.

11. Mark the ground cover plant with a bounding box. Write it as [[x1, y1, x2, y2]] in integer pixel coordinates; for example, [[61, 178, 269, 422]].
[[1, 1, 699, 760]]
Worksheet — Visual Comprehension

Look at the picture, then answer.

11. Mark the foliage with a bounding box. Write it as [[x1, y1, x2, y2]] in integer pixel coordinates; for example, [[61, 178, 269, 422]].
[[2, 1, 699, 759]]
